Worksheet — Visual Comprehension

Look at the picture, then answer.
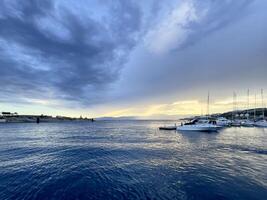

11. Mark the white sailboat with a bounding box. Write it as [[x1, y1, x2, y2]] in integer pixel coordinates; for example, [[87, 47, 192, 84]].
[[254, 89, 267, 127], [241, 89, 254, 127], [231, 92, 241, 127]]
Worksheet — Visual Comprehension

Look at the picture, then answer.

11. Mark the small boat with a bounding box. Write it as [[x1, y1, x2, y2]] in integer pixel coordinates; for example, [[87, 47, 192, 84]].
[[159, 126, 177, 130], [241, 120, 254, 127], [254, 90, 267, 127], [254, 120, 267, 127], [0, 118, 6, 123], [216, 117, 231, 127], [177, 119, 221, 132], [241, 89, 254, 127], [231, 120, 242, 127], [159, 124, 177, 130]]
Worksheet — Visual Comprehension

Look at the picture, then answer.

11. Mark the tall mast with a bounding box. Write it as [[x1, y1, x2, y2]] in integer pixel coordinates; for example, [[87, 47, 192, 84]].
[[232, 92, 235, 121], [247, 89, 250, 119], [254, 94, 257, 121], [232, 92, 237, 121], [207, 91, 210, 119], [261, 89, 265, 119]]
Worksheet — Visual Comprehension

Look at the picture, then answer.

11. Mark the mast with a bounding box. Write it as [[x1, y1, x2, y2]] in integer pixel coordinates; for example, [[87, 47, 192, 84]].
[[254, 94, 257, 121], [247, 89, 250, 120], [232, 92, 237, 121], [232, 92, 235, 121], [207, 91, 210, 119], [261, 89, 265, 119]]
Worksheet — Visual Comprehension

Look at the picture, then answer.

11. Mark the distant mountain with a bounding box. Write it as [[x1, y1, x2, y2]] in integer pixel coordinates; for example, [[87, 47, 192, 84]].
[[96, 116, 137, 121], [97, 114, 190, 121]]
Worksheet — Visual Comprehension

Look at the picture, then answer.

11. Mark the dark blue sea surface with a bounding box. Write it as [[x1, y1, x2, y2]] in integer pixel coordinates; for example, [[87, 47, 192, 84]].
[[0, 121, 266, 200]]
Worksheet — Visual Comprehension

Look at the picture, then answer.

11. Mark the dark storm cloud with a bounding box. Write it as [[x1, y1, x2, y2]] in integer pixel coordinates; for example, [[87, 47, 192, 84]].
[[1, 0, 266, 111], [0, 0, 142, 105]]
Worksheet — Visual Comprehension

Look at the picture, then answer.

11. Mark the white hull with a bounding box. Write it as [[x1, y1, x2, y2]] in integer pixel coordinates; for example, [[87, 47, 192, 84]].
[[231, 120, 241, 127], [254, 120, 267, 127], [216, 118, 231, 127], [241, 120, 254, 127], [217, 122, 231, 127], [0, 119, 6, 123], [177, 124, 220, 132]]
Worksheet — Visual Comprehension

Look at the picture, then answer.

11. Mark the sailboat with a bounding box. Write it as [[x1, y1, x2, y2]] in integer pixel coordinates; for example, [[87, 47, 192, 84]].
[[177, 92, 221, 132], [231, 92, 241, 127], [241, 89, 254, 127], [254, 89, 267, 127]]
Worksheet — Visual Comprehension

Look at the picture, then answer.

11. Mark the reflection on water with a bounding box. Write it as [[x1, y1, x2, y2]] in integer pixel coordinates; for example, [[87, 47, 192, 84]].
[[0, 121, 266, 200]]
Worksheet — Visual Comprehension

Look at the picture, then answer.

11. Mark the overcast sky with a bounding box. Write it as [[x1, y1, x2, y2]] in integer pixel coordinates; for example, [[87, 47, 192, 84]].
[[0, 0, 266, 118]]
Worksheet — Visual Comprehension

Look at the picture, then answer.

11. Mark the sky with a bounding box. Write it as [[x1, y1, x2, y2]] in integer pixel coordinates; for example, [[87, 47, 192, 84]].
[[0, 0, 267, 119]]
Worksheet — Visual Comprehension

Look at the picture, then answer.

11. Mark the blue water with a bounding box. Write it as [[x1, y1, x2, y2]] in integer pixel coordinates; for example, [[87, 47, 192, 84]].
[[0, 121, 266, 200]]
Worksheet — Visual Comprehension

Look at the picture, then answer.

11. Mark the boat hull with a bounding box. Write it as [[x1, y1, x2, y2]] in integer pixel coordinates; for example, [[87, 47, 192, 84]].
[[241, 123, 254, 127], [254, 121, 267, 127], [159, 126, 177, 130], [0, 119, 6, 123], [177, 125, 220, 132]]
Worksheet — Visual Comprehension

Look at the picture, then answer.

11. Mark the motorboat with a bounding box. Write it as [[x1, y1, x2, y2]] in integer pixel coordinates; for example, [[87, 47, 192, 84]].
[[177, 119, 221, 132], [0, 118, 6, 123], [231, 120, 242, 127], [254, 120, 267, 127], [241, 120, 255, 127], [216, 117, 231, 127]]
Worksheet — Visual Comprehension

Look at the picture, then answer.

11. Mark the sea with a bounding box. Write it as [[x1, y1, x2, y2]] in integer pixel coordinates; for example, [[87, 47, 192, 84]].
[[0, 120, 266, 200]]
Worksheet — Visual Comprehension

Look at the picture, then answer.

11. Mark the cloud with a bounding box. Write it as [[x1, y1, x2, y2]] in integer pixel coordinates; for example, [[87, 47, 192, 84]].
[[115, 0, 267, 107], [144, 0, 253, 54], [144, 0, 200, 54], [0, 0, 142, 106], [0, 0, 266, 116]]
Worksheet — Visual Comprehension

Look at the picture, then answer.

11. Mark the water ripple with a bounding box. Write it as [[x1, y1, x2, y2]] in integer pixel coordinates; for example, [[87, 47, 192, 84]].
[[0, 121, 266, 200]]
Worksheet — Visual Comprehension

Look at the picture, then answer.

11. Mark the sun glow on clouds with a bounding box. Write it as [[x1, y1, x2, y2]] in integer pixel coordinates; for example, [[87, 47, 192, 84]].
[[102, 100, 203, 118], [100, 93, 267, 119]]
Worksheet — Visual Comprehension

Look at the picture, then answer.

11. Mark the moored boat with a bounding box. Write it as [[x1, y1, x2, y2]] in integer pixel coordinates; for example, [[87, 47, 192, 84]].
[[177, 119, 221, 132], [216, 117, 231, 127], [0, 118, 6, 123], [254, 120, 267, 127], [159, 125, 177, 130], [241, 120, 255, 127], [231, 120, 242, 127]]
